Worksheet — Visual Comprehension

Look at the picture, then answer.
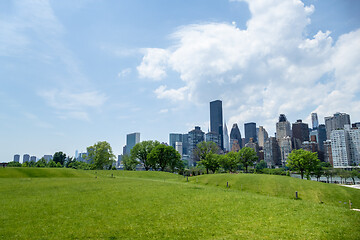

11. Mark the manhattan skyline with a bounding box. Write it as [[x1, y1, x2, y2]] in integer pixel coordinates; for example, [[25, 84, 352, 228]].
[[1, 0, 360, 161]]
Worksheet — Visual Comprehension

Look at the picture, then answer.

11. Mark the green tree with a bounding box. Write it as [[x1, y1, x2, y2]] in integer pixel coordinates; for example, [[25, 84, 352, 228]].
[[312, 163, 323, 181], [199, 152, 220, 174], [7, 161, 22, 167], [193, 141, 219, 163], [239, 147, 258, 173], [122, 154, 139, 171], [53, 152, 67, 166], [255, 160, 267, 171], [56, 162, 62, 168], [350, 169, 359, 184], [148, 144, 181, 171], [219, 152, 238, 172], [48, 160, 57, 168], [286, 149, 319, 179], [35, 158, 47, 168], [87, 141, 115, 170], [130, 140, 160, 171]]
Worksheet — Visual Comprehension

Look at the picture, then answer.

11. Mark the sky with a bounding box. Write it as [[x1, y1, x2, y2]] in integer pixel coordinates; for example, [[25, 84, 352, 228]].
[[1, 0, 360, 162]]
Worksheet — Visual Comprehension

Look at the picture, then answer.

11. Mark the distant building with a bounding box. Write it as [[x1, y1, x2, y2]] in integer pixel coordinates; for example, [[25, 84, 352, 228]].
[[13, 154, 20, 163], [230, 123, 242, 151], [30, 156, 37, 162], [245, 138, 259, 160], [223, 123, 230, 152], [205, 131, 221, 149], [311, 113, 319, 129], [117, 155, 123, 169], [309, 124, 327, 153], [258, 126, 268, 148], [264, 137, 281, 168], [276, 114, 292, 140], [279, 136, 292, 167], [324, 140, 333, 165], [175, 142, 183, 156], [23, 154, 30, 163], [43, 155, 53, 162], [330, 125, 360, 168], [125, 132, 140, 155], [231, 139, 241, 152], [169, 133, 182, 149], [182, 133, 189, 156], [210, 100, 224, 150], [292, 119, 309, 149], [188, 126, 205, 166], [244, 122, 257, 144], [324, 112, 350, 139]]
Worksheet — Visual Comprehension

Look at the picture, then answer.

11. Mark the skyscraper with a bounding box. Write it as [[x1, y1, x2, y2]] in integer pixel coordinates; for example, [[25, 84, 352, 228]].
[[264, 137, 281, 167], [169, 133, 182, 149], [244, 122, 257, 144], [276, 114, 292, 140], [292, 119, 309, 149], [210, 100, 224, 150], [188, 126, 205, 165], [23, 154, 30, 163], [258, 126, 268, 148], [13, 154, 20, 163], [324, 112, 351, 139], [230, 123, 242, 151], [125, 132, 140, 155], [311, 113, 319, 130], [223, 123, 230, 152]]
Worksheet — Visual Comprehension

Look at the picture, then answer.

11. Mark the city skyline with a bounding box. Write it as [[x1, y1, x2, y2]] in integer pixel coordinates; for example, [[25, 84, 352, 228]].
[[1, 0, 360, 161]]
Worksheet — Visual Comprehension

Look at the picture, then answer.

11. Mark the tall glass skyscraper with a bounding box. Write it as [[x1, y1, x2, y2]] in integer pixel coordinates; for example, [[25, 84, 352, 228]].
[[169, 133, 182, 149], [210, 100, 224, 150], [244, 122, 257, 144], [126, 132, 140, 155]]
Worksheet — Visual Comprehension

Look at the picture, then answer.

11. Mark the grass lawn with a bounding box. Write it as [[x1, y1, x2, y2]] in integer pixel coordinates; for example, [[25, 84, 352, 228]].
[[0, 168, 359, 239]]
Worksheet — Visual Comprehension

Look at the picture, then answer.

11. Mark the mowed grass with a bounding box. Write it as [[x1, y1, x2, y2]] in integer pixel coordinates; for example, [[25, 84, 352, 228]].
[[0, 167, 92, 178], [188, 173, 360, 209], [0, 169, 359, 239]]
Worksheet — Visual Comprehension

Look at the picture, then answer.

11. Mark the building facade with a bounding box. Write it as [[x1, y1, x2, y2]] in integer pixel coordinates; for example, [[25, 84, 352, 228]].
[[169, 133, 182, 149], [258, 126, 268, 148], [125, 132, 140, 155], [276, 114, 292, 140], [210, 100, 224, 150], [188, 126, 205, 166], [264, 137, 281, 167], [223, 123, 230, 152], [325, 112, 351, 139], [244, 122, 257, 144], [230, 123, 242, 151], [292, 119, 309, 149], [13, 154, 20, 163]]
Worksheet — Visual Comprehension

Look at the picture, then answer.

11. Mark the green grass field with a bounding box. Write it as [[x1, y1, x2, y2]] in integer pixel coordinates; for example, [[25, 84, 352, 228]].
[[1, 168, 359, 239]]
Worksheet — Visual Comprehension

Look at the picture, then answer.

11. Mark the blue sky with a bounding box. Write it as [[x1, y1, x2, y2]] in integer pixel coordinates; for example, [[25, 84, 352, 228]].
[[1, 0, 360, 162]]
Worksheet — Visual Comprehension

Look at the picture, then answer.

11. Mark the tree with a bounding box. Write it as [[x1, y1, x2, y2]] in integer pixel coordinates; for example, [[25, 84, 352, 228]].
[[87, 141, 115, 170], [48, 160, 57, 168], [35, 158, 47, 168], [199, 152, 220, 174], [219, 152, 238, 172], [122, 154, 139, 171], [147, 144, 181, 171], [286, 149, 319, 179], [350, 169, 359, 184], [53, 152, 67, 166], [7, 161, 22, 167], [255, 160, 267, 171], [312, 163, 323, 181], [239, 147, 258, 173], [193, 141, 219, 163], [130, 140, 160, 171]]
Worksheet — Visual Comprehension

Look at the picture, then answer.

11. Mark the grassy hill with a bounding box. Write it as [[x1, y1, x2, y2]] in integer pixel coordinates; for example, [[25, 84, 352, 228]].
[[1, 168, 359, 239], [0, 167, 92, 178]]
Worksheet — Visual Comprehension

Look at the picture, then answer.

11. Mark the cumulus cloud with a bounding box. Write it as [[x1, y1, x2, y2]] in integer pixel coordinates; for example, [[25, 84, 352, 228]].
[[137, 0, 360, 134]]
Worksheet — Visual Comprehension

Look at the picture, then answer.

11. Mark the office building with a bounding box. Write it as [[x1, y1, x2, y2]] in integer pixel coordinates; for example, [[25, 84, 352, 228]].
[[230, 123, 242, 151], [23, 154, 30, 163], [325, 112, 351, 139], [311, 113, 319, 129], [125, 132, 140, 155], [324, 140, 333, 165], [223, 123, 230, 152], [292, 120, 309, 149], [13, 154, 20, 163], [258, 126, 268, 148], [244, 122, 257, 144], [169, 133, 182, 149], [188, 126, 205, 165], [245, 138, 259, 159], [276, 114, 292, 140], [264, 137, 281, 167], [279, 136, 292, 167], [43, 155, 53, 162], [175, 142, 183, 156], [30, 156, 37, 162], [205, 131, 221, 149], [330, 125, 360, 168], [210, 100, 224, 150], [182, 133, 189, 156]]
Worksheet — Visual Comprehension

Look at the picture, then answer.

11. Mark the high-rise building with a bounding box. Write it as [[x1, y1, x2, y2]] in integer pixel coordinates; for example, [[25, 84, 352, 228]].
[[210, 100, 224, 150], [330, 125, 360, 168], [223, 123, 230, 152], [244, 122, 257, 144], [30, 156, 37, 162], [125, 132, 140, 155], [175, 142, 183, 156], [23, 154, 30, 163], [276, 114, 292, 140], [43, 155, 53, 162], [205, 132, 221, 149], [264, 137, 281, 167], [325, 112, 351, 139], [311, 113, 319, 129], [279, 136, 292, 167], [13, 154, 20, 163], [258, 126, 268, 148], [169, 133, 182, 149], [182, 133, 189, 156], [324, 140, 333, 165], [230, 123, 242, 151], [245, 138, 259, 159], [188, 126, 205, 165], [292, 119, 309, 149]]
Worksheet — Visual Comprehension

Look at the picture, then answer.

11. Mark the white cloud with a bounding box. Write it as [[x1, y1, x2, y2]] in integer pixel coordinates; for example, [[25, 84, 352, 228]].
[[118, 68, 132, 78], [38, 89, 107, 121], [137, 0, 360, 135]]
